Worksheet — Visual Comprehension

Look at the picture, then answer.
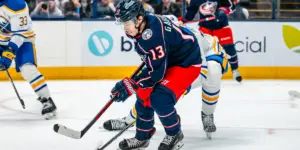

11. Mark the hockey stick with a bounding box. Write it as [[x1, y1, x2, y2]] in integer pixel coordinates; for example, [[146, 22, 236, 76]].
[[53, 62, 145, 139], [4, 67, 25, 109], [185, 16, 216, 24], [97, 120, 136, 150], [289, 90, 300, 98]]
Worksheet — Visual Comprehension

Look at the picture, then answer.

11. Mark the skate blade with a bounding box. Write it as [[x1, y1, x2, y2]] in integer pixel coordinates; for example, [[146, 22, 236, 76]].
[[172, 141, 184, 150], [44, 111, 57, 120], [117, 148, 146, 150], [206, 132, 212, 139], [234, 76, 242, 83]]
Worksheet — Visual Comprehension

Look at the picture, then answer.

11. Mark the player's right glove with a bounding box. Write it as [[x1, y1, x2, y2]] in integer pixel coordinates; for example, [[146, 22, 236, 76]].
[[111, 77, 139, 102], [0, 48, 15, 71]]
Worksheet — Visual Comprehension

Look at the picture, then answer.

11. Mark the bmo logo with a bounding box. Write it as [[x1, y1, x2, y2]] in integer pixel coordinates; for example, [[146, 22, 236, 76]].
[[88, 31, 114, 56]]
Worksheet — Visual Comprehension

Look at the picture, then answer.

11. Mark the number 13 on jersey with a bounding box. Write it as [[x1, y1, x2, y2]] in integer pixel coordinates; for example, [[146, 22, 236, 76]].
[[149, 45, 165, 60]]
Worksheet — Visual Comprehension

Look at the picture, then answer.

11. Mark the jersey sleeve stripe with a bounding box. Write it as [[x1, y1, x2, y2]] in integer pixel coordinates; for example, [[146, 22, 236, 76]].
[[136, 76, 151, 84], [173, 25, 195, 43], [154, 16, 167, 83], [0, 35, 10, 41], [12, 33, 33, 39], [11, 30, 32, 33], [137, 43, 148, 54]]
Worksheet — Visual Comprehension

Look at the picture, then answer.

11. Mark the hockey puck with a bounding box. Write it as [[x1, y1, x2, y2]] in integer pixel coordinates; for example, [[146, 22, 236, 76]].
[[267, 128, 275, 135]]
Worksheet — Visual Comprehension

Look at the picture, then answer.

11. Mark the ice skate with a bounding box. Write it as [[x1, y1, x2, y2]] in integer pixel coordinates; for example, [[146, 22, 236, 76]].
[[118, 137, 150, 150], [232, 69, 242, 82], [38, 97, 57, 120], [103, 117, 133, 131], [118, 127, 156, 150], [201, 111, 216, 139], [158, 130, 184, 150]]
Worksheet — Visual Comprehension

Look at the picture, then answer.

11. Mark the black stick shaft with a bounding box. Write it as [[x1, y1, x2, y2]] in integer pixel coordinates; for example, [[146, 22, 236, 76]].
[[98, 121, 136, 150], [185, 16, 216, 24], [79, 62, 145, 138], [5, 68, 25, 109]]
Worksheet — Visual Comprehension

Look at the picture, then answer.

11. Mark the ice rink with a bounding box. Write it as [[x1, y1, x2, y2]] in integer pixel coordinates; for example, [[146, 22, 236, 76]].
[[1, 80, 300, 150]]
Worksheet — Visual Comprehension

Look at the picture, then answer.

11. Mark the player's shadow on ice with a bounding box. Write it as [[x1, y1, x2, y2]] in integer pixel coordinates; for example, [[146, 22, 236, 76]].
[[183, 136, 250, 149], [183, 128, 255, 149], [151, 128, 254, 150]]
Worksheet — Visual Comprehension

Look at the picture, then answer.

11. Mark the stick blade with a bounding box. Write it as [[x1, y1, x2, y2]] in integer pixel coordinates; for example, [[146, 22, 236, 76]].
[[20, 99, 25, 109], [53, 124, 82, 139], [289, 90, 300, 98]]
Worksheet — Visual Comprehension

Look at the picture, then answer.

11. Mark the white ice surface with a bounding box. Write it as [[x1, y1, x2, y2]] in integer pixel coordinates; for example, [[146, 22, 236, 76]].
[[1, 80, 300, 150]]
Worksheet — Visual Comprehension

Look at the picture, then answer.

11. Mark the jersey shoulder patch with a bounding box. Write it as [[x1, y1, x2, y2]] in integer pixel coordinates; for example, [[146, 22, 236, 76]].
[[144, 14, 164, 36], [137, 14, 164, 49], [142, 29, 152, 40]]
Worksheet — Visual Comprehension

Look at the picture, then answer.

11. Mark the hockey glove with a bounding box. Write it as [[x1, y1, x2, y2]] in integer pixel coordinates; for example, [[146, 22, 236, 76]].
[[111, 77, 138, 102], [218, 7, 231, 15], [0, 48, 15, 71]]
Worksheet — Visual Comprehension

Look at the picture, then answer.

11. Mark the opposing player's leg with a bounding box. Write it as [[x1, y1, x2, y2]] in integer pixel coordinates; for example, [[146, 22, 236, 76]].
[[201, 60, 222, 139], [200, 25, 242, 82], [15, 43, 57, 119], [213, 26, 242, 82], [103, 106, 136, 131]]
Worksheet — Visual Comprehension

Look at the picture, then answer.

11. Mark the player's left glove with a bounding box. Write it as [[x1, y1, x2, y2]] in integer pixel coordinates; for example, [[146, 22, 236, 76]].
[[111, 77, 139, 102], [0, 48, 15, 71], [218, 7, 231, 15]]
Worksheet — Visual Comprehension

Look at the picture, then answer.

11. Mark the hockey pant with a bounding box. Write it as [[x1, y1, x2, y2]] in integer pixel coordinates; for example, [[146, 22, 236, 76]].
[[134, 65, 200, 140]]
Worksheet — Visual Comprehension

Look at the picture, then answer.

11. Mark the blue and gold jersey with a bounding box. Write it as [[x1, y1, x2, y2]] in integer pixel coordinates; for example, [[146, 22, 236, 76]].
[[0, 0, 35, 51], [186, 25, 228, 77]]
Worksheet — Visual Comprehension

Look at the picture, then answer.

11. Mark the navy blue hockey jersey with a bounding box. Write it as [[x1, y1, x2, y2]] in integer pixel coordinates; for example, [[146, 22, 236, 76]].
[[183, 0, 235, 30], [133, 13, 202, 88]]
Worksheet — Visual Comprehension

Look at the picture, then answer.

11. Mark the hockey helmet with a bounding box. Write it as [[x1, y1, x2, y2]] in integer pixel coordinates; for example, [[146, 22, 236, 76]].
[[115, 0, 145, 23]]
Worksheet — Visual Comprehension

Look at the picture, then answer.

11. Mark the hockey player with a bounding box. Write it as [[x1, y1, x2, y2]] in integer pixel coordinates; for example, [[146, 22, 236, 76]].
[[111, 0, 202, 149], [102, 15, 227, 139], [181, 0, 242, 82], [0, 0, 57, 119]]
